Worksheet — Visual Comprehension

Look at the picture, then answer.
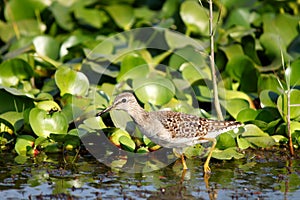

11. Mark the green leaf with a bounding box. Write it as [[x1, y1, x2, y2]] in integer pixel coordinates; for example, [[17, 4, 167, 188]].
[[277, 89, 300, 120], [245, 136, 275, 148], [0, 58, 33, 87], [258, 74, 283, 94], [33, 36, 60, 60], [184, 144, 204, 159], [289, 59, 300, 86], [119, 135, 136, 152], [55, 66, 89, 96], [74, 7, 107, 29], [241, 124, 275, 148], [180, 62, 211, 84], [36, 101, 61, 112], [49, 1, 74, 31], [29, 108, 68, 138], [14, 155, 28, 164], [180, 1, 211, 35], [259, 32, 290, 60], [0, 87, 34, 113], [225, 55, 258, 92], [169, 46, 207, 70], [263, 13, 299, 49], [105, 5, 135, 30], [133, 76, 175, 106], [236, 108, 259, 122], [60, 34, 92, 57], [221, 98, 249, 119], [242, 124, 269, 137], [193, 85, 212, 102], [117, 52, 148, 82], [109, 129, 131, 147], [0, 111, 23, 132], [259, 90, 279, 107], [212, 147, 244, 160], [224, 8, 252, 28], [15, 135, 35, 156], [216, 132, 237, 150], [237, 136, 251, 150], [137, 147, 149, 153], [4, 0, 47, 21]]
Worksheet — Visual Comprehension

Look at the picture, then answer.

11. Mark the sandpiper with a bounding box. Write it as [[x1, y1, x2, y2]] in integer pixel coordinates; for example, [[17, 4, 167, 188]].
[[96, 92, 242, 174]]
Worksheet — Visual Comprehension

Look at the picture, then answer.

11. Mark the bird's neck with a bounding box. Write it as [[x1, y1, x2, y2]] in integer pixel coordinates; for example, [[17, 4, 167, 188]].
[[127, 106, 150, 126]]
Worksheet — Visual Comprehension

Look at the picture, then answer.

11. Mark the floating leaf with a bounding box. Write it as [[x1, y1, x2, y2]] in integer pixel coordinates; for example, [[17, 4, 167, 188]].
[[55, 66, 89, 96], [184, 145, 204, 159], [237, 136, 251, 150], [29, 108, 68, 138], [212, 147, 244, 160], [241, 124, 275, 148]]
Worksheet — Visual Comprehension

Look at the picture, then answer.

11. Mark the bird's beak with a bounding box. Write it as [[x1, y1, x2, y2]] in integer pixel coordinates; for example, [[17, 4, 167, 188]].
[[95, 105, 113, 117]]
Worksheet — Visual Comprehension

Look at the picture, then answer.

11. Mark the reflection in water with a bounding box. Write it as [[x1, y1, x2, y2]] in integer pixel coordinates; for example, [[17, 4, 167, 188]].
[[0, 149, 300, 199]]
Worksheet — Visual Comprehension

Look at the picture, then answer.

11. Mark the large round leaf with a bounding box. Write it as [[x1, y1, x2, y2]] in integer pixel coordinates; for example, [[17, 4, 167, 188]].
[[133, 76, 175, 106], [29, 108, 68, 138], [0, 59, 33, 87], [55, 66, 89, 96]]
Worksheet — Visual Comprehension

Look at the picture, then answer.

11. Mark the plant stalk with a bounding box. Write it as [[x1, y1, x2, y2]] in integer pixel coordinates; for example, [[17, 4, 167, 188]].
[[208, 0, 223, 120], [287, 90, 294, 156]]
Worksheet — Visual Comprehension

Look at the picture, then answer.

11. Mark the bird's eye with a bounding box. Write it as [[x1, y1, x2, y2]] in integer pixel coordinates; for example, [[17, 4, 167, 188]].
[[121, 98, 127, 103]]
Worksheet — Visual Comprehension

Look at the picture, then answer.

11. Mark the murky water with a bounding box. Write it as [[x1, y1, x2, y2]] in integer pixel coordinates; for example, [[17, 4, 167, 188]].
[[0, 148, 299, 200]]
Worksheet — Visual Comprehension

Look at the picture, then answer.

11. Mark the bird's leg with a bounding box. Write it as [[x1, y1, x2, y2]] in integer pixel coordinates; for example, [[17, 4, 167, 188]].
[[200, 137, 217, 174], [173, 148, 188, 170], [181, 154, 188, 170]]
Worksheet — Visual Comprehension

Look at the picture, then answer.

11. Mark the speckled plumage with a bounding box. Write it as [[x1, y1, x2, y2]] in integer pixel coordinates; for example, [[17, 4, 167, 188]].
[[96, 92, 242, 173]]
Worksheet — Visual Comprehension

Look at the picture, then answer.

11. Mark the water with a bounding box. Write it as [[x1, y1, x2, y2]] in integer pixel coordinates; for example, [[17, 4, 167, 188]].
[[0, 148, 299, 199]]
